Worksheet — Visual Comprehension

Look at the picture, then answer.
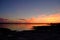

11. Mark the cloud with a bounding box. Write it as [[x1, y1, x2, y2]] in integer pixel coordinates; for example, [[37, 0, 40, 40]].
[[0, 18, 8, 23]]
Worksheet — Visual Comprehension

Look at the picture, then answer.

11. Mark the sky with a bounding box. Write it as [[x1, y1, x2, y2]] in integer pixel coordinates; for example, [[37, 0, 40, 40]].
[[0, 0, 60, 23]]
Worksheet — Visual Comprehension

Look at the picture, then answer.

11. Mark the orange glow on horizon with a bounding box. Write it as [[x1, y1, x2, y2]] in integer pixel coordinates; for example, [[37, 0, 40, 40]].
[[26, 13, 60, 23]]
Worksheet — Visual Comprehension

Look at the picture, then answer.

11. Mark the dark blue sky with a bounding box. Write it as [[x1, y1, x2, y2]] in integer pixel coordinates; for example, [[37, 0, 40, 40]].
[[0, 0, 60, 20]]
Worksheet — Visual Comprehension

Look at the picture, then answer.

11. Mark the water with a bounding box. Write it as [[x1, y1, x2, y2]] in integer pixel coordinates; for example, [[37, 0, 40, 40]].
[[0, 24, 49, 31]]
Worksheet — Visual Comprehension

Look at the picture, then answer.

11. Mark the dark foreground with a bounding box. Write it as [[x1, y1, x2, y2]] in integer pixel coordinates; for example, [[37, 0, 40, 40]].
[[0, 23, 60, 40]]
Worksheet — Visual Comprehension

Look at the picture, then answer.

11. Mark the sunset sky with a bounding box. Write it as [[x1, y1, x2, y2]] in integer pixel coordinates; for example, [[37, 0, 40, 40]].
[[0, 0, 60, 23]]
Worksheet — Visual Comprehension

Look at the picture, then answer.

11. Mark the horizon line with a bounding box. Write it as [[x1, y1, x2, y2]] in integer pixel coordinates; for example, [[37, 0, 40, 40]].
[[0, 23, 60, 24]]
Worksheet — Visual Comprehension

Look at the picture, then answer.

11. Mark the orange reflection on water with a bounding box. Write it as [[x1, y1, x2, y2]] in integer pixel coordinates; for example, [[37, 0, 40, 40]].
[[0, 23, 49, 31]]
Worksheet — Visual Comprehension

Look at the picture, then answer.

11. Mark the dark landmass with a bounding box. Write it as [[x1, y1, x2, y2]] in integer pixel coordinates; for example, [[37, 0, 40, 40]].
[[0, 23, 60, 40]]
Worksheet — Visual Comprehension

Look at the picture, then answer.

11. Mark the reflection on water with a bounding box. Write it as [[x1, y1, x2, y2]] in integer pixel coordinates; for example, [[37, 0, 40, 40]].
[[0, 24, 49, 31]]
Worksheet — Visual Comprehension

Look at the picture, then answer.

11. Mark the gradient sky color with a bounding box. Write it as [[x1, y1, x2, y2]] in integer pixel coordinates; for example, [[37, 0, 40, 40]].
[[0, 0, 60, 20]]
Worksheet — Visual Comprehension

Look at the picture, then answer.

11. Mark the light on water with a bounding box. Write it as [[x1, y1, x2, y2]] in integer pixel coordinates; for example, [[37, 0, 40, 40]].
[[0, 24, 49, 31]]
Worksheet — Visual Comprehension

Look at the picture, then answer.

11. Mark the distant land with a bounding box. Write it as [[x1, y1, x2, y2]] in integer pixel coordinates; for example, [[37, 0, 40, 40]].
[[0, 22, 60, 25]]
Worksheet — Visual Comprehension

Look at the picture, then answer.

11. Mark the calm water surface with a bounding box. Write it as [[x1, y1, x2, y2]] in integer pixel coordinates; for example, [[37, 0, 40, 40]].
[[0, 24, 49, 31]]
